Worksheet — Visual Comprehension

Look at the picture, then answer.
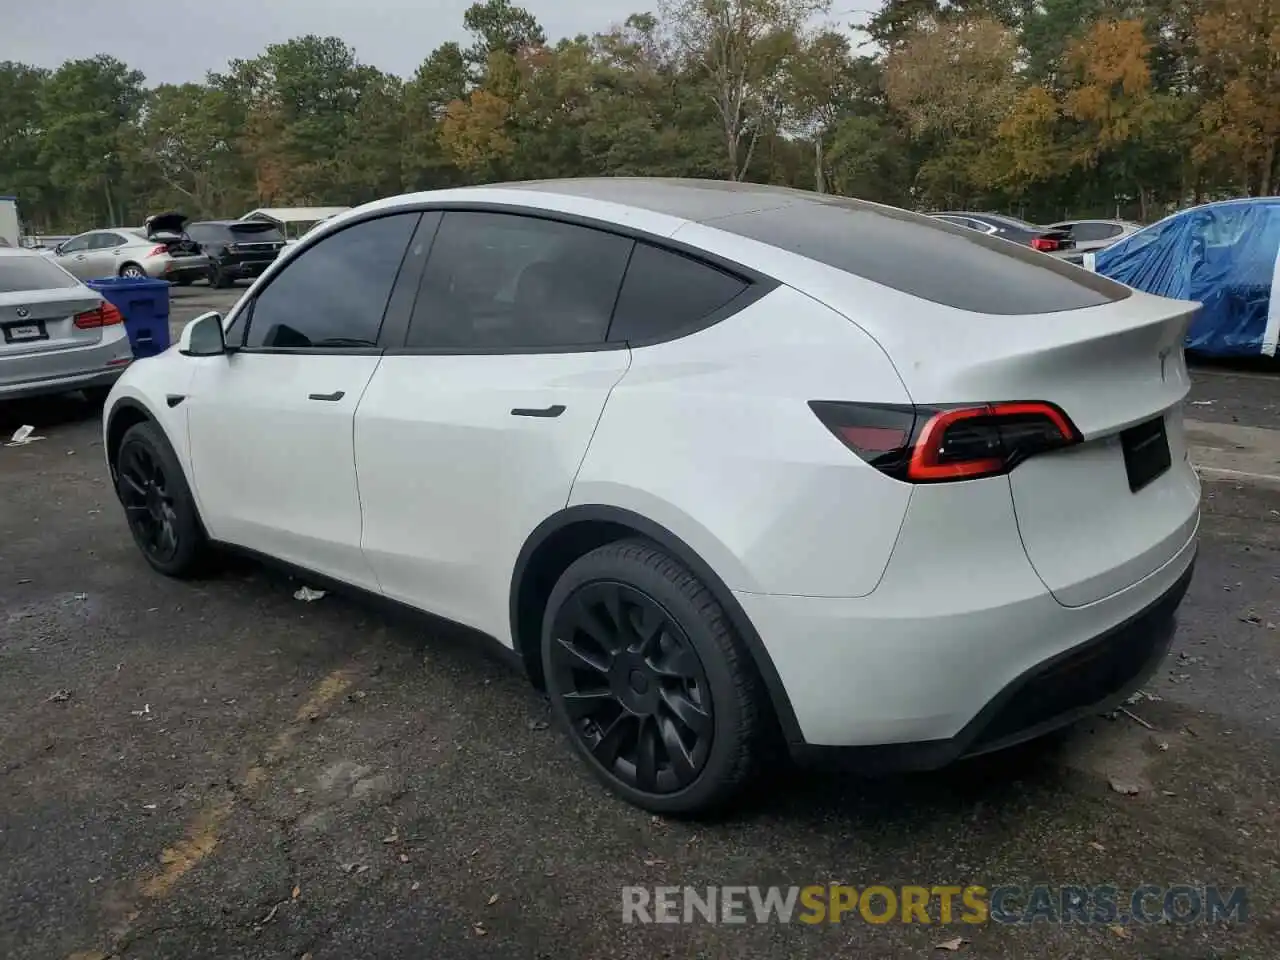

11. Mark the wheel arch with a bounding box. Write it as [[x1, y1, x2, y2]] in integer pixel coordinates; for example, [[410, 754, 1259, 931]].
[[509, 504, 803, 745], [118, 261, 144, 277], [105, 396, 157, 479]]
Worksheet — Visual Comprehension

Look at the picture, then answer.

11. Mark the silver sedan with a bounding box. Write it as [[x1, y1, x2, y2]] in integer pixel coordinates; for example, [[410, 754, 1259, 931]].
[[0, 248, 134, 401], [45, 213, 209, 284]]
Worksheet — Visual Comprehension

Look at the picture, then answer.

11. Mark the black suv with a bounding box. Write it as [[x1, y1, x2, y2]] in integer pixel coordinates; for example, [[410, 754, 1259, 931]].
[[186, 220, 286, 287]]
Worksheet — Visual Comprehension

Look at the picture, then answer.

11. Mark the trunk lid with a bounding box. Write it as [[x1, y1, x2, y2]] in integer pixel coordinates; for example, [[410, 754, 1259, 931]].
[[813, 269, 1202, 607], [0, 286, 107, 355], [144, 213, 202, 257], [873, 291, 1201, 607]]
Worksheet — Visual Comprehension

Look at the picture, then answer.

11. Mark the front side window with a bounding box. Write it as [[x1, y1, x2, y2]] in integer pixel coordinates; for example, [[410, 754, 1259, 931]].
[[244, 212, 419, 350], [405, 211, 633, 350]]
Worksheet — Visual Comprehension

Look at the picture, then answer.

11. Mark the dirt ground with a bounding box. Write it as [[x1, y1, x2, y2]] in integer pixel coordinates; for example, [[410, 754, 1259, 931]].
[[1, 294, 1278, 958]]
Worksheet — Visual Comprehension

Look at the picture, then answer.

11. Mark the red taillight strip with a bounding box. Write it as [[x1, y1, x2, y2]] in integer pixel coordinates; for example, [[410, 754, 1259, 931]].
[[909, 406, 1004, 481], [906, 401, 1078, 482], [73, 302, 124, 329]]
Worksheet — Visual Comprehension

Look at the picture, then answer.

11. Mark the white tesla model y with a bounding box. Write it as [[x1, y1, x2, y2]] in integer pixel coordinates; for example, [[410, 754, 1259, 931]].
[[104, 179, 1200, 814]]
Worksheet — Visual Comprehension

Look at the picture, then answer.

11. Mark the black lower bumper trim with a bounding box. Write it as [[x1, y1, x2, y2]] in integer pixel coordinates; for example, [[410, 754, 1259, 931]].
[[790, 555, 1195, 774]]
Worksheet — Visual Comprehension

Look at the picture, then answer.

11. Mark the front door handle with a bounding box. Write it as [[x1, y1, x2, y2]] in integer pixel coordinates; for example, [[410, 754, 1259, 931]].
[[308, 390, 345, 402], [511, 404, 565, 418]]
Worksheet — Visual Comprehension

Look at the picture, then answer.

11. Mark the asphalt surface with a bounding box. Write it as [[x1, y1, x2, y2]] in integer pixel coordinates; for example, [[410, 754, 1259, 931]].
[[1, 286, 1278, 958]]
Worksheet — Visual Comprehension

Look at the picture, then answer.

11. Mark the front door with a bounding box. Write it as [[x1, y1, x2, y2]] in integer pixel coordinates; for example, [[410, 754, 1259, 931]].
[[356, 210, 635, 641], [185, 211, 421, 589], [53, 234, 93, 279]]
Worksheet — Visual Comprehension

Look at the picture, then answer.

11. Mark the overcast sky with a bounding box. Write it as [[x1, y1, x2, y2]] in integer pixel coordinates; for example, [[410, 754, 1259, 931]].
[[2, 0, 877, 85]]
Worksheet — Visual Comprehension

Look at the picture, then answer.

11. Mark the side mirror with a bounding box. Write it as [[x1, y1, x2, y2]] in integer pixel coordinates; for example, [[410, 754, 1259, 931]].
[[179, 311, 226, 357]]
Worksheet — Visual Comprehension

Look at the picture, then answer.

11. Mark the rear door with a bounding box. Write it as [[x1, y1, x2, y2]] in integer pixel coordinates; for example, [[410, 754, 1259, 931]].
[[85, 232, 129, 278], [355, 210, 634, 639]]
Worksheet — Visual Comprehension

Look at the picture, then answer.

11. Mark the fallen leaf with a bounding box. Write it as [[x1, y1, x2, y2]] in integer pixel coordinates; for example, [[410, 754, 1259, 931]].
[[301, 954, 313, 960], [643, 859, 665, 866], [473, 923, 487, 937], [356, 864, 370, 875], [1109, 924, 1132, 940], [410, 881, 421, 891], [487, 893, 499, 905], [291, 885, 301, 900], [399, 853, 409, 863], [47, 690, 72, 703], [1089, 841, 1106, 852], [935, 936, 969, 951]]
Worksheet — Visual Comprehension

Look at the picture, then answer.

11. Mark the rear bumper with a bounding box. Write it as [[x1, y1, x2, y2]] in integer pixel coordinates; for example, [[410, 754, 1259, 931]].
[[1, 328, 134, 399], [151, 256, 210, 280], [734, 475, 1199, 762], [787, 557, 1192, 773], [221, 256, 277, 278]]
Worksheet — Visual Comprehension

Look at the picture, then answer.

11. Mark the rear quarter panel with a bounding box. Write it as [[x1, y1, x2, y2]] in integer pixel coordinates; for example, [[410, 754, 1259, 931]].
[[571, 286, 915, 598]]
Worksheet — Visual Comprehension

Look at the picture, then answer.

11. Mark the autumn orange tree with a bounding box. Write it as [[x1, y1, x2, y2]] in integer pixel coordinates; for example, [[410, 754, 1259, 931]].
[[1194, 0, 1280, 196]]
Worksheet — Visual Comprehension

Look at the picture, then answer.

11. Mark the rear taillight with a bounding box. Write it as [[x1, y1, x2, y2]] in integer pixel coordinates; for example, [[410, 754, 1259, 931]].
[[1030, 236, 1060, 252], [74, 302, 124, 329], [810, 400, 1080, 483], [147, 244, 168, 257]]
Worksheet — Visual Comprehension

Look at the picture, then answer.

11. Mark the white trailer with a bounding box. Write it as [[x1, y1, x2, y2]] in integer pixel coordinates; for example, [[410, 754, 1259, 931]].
[[0, 196, 19, 247]]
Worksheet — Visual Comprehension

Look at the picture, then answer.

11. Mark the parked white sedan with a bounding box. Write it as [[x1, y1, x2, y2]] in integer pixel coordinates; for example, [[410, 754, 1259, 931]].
[[102, 179, 1200, 814]]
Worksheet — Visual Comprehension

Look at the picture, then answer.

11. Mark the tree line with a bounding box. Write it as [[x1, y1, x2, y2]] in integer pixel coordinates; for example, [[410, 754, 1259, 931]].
[[0, 0, 1275, 234]]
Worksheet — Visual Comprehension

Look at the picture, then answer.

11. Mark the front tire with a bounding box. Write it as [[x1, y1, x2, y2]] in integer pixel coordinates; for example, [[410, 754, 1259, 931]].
[[114, 420, 210, 578], [542, 539, 767, 816]]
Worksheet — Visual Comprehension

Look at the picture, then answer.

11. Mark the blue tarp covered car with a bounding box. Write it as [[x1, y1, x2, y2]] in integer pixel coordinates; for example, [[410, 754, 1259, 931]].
[[1087, 197, 1280, 358]]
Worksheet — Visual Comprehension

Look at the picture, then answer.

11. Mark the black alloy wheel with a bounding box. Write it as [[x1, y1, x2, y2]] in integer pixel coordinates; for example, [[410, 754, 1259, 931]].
[[542, 539, 768, 815], [549, 581, 714, 794], [113, 420, 209, 578], [117, 440, 181, 564]]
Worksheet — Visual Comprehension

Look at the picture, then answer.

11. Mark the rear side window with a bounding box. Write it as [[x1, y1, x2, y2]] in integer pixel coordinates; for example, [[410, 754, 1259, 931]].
[[608, 243, 748, 343], [713, 200, 1131, 314], [0, 256, 79, 292], [406, 212, 633, 350], [230, 223, 284, 243], [245, 212, 419, 349]]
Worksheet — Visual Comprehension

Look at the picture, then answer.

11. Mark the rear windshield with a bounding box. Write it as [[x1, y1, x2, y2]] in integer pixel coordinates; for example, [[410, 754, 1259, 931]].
[[0, 256, 80, 293], [710, 199, 1132, 314], [228, 223, 285, 242]]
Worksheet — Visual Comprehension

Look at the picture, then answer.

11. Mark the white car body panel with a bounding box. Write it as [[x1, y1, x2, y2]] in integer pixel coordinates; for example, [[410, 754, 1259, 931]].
[[570, 285, 914, 598], [356, 350, 631, 643]]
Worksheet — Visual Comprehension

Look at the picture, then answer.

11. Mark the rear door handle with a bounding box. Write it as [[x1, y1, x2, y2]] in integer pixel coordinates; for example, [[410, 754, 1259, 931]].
[[308, 390, 345, 402], [511, 404, 565, 418]]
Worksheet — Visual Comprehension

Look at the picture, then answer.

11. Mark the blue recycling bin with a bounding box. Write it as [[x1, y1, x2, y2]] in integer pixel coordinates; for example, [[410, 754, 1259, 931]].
[[84, 277, 172, 358]]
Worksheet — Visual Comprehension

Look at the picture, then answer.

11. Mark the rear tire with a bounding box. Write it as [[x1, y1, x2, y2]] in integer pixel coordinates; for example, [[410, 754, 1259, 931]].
[[119, 263, 145, 279], [209, 263, 232, 288], [114, 420, 211, 578], [542, 539, 767, 816]]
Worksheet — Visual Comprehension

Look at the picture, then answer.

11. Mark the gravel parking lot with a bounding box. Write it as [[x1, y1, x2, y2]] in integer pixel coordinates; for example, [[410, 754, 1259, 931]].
[[2, 291, 1278, 958]]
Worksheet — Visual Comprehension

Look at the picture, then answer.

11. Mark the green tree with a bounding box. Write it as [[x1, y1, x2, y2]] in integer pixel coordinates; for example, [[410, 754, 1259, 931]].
[[38, 55, 146, 227]]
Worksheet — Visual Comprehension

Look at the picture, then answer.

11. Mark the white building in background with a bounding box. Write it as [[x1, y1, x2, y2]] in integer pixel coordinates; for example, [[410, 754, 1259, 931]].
[[0, 196, 19, 247], [239, 206, 352, 244]]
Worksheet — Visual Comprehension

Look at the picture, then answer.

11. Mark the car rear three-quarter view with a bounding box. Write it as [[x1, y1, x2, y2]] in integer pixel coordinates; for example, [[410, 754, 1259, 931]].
[[103, 179, 1199, 817]]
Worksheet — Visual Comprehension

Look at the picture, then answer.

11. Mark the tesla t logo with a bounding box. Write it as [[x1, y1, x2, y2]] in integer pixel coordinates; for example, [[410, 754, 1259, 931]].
[[15, 306, 29, 319]]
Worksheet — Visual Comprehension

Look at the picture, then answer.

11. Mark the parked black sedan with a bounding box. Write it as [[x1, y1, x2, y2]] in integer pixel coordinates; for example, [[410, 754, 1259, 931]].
[[186, 220, 286, 287], [930, 212, 1074, 255]]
